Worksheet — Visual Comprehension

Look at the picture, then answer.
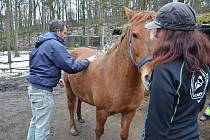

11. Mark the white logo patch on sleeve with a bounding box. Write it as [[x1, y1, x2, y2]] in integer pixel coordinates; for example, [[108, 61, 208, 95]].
[[190, 69, 208, 103]]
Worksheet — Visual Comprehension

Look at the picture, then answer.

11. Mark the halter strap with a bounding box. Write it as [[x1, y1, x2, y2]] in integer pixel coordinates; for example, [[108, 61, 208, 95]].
[[127, 28, 153, 70]]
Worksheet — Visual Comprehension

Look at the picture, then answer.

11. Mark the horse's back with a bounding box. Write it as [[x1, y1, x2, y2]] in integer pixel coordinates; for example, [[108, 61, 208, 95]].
[[70, 47, 102, 59]]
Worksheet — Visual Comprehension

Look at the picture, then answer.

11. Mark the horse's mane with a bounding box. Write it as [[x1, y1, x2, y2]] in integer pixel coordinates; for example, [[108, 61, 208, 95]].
[[131, 11, 156, 25], [106, 31, 127, 55], [106, 43, 118, 55]]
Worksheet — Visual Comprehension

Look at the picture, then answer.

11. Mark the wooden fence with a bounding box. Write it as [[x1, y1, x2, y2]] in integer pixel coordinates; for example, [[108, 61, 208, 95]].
[[0, 52, 29, 76]]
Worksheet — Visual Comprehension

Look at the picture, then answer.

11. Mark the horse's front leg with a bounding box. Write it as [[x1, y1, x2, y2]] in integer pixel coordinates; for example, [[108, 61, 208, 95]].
[[95, 109, 109, 140], [120, 110, 136, 140]]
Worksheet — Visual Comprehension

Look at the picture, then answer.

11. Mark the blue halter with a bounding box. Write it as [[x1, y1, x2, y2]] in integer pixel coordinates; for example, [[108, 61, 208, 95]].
[[127, 29, 153, 70]]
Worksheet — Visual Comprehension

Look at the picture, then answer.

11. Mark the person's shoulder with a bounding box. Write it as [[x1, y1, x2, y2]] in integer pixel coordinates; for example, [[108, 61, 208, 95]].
[[154, 59, 183, 72], [153, 59, 184, 82], [45, 37, 64, 48]]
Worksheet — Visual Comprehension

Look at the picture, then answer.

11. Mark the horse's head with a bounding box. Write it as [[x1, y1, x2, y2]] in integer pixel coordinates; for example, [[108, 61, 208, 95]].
[[123, 7, 156, 91]]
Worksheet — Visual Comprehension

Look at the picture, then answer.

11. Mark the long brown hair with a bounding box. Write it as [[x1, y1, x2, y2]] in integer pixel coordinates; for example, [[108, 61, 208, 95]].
[[153, 29, 210, 72]]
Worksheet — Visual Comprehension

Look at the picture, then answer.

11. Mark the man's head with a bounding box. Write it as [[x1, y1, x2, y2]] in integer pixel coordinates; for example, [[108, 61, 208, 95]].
[[145, 2, 196, 31], [49, 19, 67, 39]]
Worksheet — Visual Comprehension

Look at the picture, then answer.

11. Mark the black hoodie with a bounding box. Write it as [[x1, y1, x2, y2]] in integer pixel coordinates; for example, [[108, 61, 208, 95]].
[[142, 58, 209, 140]]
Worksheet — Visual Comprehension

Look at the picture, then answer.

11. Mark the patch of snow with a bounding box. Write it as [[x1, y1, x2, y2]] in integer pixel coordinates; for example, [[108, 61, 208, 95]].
[[0, 51, 30, 79]]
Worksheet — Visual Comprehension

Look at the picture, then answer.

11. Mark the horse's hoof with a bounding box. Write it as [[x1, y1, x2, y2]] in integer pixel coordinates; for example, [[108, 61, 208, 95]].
[[70, 128, 79, 136], [78, 118, 85, 123]]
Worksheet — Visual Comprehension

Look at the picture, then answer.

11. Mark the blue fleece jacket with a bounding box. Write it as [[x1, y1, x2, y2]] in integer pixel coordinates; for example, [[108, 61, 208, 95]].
[[27, 32, 89, 91]]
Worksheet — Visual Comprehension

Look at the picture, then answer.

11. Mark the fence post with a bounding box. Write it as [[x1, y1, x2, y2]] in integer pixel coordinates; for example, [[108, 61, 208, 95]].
[[8, 51, 12, 73]]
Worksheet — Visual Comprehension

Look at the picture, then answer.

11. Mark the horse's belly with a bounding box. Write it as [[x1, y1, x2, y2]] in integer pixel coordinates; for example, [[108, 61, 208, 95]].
[[93, 90, 143, 114], [69, 74, 95, 105]]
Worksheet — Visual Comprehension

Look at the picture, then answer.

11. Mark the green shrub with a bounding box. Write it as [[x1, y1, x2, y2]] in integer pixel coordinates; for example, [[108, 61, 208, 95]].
[[197, 13, 210, 24]]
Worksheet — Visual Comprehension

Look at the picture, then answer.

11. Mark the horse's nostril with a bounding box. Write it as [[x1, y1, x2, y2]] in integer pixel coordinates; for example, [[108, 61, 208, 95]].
[[143, 74, 151, 92], [144, 75, 150, 82]]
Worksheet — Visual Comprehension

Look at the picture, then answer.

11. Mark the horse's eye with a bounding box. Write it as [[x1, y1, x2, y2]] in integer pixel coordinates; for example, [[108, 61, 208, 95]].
[[132, 33, 138, 38]]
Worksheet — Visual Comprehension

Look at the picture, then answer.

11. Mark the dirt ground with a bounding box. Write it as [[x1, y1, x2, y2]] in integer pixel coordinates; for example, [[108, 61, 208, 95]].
[[0, 77, 209, 140]]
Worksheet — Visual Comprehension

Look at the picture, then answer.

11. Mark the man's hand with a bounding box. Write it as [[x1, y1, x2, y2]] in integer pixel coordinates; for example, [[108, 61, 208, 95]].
[[59, 79, 64, 88], [87, 55, 97, 62]]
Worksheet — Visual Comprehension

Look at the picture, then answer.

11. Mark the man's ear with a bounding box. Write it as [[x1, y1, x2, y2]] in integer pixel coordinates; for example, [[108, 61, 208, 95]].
[[123, 6, 135, 20], [56, 29, 60, 34]]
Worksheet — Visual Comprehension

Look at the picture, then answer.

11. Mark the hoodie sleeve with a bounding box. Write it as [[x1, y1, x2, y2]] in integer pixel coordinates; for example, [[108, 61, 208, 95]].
[[50, 41, 90, 74], [143, 64, 177, 140]]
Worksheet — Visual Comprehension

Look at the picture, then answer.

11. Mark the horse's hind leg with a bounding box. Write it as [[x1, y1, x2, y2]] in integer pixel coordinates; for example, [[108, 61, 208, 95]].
[[64, 76, 79, 136], [77, 99, 85, 123], [95, 109, 109, 140], [67, 95, 79, 136], [120, 110, 136, 140]]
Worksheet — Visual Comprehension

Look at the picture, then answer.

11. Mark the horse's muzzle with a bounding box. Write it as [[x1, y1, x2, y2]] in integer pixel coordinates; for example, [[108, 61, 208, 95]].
[[142, 73, 151, 95]]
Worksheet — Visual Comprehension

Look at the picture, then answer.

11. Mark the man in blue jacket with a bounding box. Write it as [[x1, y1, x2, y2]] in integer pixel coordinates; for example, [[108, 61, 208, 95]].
[[27, 19, 96, 140]]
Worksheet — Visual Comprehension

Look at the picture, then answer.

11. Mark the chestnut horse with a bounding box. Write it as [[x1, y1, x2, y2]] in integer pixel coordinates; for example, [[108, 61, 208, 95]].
[[63, 7, 155, 140]]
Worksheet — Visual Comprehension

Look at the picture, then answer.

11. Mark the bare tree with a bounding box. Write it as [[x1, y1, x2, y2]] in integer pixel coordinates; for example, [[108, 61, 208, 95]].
[[28, 0, 32, 48], [5, 0, 12, 72], [47, 0, 55, 20], [0, 0, 209, 54], [140, 0, 146, 10], [0, 1, 4, 46], [33, 0, 38, 25], [82, 0, 85, 36], [39, 1, 46, 30], [178, 0, 184, 2], [56, 0, 61, 19], [14, 0, 20, 57]]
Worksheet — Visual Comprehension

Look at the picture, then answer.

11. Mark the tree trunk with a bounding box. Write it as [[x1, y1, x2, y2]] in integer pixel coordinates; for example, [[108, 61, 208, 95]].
[[6, 0, 12, 72], [18, 2, 22, 29], [28, 0, 33, 48], [69, 0, 72, 21], [111, 1, 116, 20], [178, 0, 184, 2], [94, 0, 100, 35], [82, 0, 85, 36], [40, 1, 46, 30], [14, 0, 20, 57], [76, 0, 80, 23], [194, 0, 201, 13], [33, 0, 37, 25], [140, 0, 146, 10], [48, 0, 55, 20], [64, 0, 68, 21], [0, 2, 3, 47], [56, 0, 61, 19], [61, 0, 65, 20]]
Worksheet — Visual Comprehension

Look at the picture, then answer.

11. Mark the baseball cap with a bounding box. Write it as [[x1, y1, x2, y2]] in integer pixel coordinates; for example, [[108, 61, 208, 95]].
[[145, 2, 196, 31]]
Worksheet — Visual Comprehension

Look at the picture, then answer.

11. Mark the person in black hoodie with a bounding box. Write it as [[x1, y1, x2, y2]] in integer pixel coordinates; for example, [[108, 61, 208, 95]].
[[141, 2, 210, 140], [27, 19, 96, 140]]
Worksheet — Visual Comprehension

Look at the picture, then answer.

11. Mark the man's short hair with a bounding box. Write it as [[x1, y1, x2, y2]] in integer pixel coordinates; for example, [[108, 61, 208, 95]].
[[49, 19, 66, 32]]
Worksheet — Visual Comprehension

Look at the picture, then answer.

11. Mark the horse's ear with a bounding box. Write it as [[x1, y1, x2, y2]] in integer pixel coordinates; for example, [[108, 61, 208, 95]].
[[123, 6, 135, 20]]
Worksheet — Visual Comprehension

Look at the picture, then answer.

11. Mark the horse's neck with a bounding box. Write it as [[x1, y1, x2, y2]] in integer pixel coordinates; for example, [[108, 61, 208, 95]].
[[104, 43, 140, 83]]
